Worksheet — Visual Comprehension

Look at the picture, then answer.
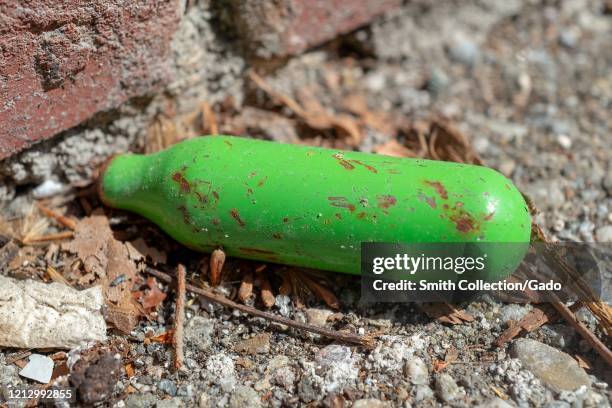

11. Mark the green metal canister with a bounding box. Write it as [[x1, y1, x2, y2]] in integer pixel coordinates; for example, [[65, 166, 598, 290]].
[[99, 136, 531, 276]]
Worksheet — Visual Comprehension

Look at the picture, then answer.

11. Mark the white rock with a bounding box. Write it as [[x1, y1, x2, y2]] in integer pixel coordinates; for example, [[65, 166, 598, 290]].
[[475, 398, 514, 408], [0, 275, 106, 349], [414, 385, 434, 402], [405, 357, 429, 385], [595, 225, 612, 242], [19, 354, 54, 384], [435, 373, 464, 402], [316, 345, 359, 392], [32, 179, 65, 199], [304, 308, 333, 327], [352, 398, 389, 408], [206, 353, 234, 376], [205, 353, 236, 391], [556, 134, 572, 149]]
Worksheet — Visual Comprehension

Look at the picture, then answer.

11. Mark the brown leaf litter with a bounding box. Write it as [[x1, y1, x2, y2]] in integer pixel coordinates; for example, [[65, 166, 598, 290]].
[[61, 213, 142, 333], [249, 70, 363, 145]]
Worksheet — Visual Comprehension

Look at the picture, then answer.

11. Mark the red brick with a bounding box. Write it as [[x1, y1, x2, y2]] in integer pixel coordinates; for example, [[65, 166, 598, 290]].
[[230, 0, 401, 59], [0, 0, 180, 160]]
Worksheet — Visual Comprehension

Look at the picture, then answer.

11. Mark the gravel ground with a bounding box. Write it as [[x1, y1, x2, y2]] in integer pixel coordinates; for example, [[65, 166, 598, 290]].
[[1, 1, 611, 407]]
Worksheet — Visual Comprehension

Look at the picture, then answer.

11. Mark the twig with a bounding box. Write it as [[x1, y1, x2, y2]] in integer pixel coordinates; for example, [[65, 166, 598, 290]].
[[22, 231, 74, 243], [538, 243, 612, 362], [46, 266, 71, 286], [542, 247, 612, 335], [201, 102, 218, 135], [300, 273, 340, 310], [174, 264, 186, 370], [145, 266, 373, 347], [248, 70, 306, 116], [549, 296, 612, 366], [248, 69, 362, 145], [36, 203, 77, 230]]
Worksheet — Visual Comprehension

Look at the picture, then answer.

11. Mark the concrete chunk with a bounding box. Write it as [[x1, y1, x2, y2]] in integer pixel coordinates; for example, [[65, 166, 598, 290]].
[[0, 275, 107, 349]]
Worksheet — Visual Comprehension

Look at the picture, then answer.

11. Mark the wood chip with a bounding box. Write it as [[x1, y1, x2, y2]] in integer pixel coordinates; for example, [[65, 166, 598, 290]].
[[418, 302, 474, 324], [209, 249, 226, 287], [238, 271, 254, 303], [257, 272, 275, 308]]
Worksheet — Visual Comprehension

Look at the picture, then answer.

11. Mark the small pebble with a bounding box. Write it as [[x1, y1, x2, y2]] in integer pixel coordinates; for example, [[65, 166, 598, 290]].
[[435, 373, 463, 402], [595, 225, 612, 242], [404, 357, 429, 385], [158, 379, 178, 396], [556, 134, 572, 149], [510, 338, 590, 391], [304, 308, 333, 327], [414, 385, 434, 402], [352, 398, 388, 408], [602, 171, 612, 195], [448, 35, 479, 65], [32, 179, 65, 199], [229, 385, 261, 408], [476, 398, 514, 408]]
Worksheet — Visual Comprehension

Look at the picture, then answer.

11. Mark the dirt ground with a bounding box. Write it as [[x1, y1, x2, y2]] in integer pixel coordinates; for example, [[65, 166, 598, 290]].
[[1, 1, 611, 407]]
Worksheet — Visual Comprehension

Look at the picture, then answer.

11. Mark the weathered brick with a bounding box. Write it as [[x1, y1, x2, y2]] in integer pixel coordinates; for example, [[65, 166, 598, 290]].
[[0, 0, 181, 160], [229, 0, 401, 59]]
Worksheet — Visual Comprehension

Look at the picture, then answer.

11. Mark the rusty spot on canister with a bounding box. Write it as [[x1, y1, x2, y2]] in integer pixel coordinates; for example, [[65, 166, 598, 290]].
[[376, 195, 397, 209], [272, 232, 282, 239], [332, 153, 355, 170], [239, 247, 275, 255], [178, 205, 191, 225], [194, 191, 208, 203], [172, 172, 191, 193], [328, 196, 356, 212], [230, 209, 245, 227], [257, 176, 268, 187], [425, 180, 448, 200], [238, 247, 278, 260], [452, 214, 477, 233], [438, 199, 481, 234], [349, 159, 378, 173], [484, 211, 496, 221], [283, 217, 290, 223], [425, 196, 436, 209]]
